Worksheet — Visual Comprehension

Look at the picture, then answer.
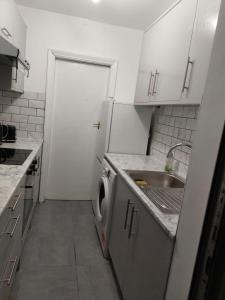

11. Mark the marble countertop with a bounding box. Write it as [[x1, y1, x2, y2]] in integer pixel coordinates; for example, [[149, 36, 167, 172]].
[[0, 138, 43, 215], [105, 153, 184, 239]]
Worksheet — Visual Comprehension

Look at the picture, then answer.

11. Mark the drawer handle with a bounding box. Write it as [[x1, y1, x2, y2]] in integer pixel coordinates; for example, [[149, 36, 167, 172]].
[[25, 183, 34, 189], [128, 207, 138, 239], [0, 257, 17, 286], [2, 216, 20, 237], [8, 191, 23, 211], [124, 199, 134, 230], [1, 27, 12, 38]]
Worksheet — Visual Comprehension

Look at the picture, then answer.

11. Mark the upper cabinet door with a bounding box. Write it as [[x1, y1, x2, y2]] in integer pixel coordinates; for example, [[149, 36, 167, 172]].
[[181, 0, 222, 104], [0, 0, 27, 56], [135, 0, 198, 105], [149, 0, 197, 103], [0, 0, 15, 44]]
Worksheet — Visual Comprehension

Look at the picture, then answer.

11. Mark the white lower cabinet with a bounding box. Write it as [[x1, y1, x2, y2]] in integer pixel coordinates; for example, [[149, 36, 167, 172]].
[[109, 176, 174, 300]]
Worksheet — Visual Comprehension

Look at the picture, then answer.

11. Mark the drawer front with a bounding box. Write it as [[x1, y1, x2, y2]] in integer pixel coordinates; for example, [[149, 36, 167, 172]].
[[0, 239, 21, 300], [0, 209, 11, 276], [0, 208, 22, 277]]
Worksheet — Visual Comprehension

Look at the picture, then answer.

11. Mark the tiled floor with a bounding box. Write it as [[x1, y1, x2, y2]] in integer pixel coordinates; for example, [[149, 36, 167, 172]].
[[10, 200, 121, 300]]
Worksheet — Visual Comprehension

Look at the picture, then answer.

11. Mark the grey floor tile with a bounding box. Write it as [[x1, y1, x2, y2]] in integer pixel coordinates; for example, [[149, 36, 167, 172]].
[[77, 264, 120, 300], [30, 201, 74, 237], [20, 232, 76, 269], [11, 266, 78, 300], [11, 200, 121, 300]]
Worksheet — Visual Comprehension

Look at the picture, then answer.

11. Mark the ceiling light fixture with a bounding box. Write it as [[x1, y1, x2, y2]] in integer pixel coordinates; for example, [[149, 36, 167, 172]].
[[92, 0, 101, 4]]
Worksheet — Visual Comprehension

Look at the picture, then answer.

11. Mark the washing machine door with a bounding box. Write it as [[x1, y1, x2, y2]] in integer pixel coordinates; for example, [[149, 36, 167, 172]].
[[96, 175, 109, 224]]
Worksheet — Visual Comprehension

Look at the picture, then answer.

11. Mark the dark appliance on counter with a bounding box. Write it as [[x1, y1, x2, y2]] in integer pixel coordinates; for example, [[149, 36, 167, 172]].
[[22, 156, 41, 241], [2, 124, 16, 142], [0, 124, 17, 144]]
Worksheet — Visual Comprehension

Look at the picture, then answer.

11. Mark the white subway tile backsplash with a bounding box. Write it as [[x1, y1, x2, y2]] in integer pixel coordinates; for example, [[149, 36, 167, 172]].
[[20, 123, 36, 132], [16, 130, 28, 138], [36, 124, 44, 132], [151, 105, 199, 178], [29, 116, 44, 125], [3, 105, 20, 114], [0, 90, 46, 138], [174, 117, 186, 128], [12, 114, 28, 123], [11, 98, 29, 107], [0, 96, 11, 105], [20, 107, 36, 116], [29, 100, 45, 109], [186, 118, 197, 130], [37, 109, 45, 117], [0, 113, 12, 122]]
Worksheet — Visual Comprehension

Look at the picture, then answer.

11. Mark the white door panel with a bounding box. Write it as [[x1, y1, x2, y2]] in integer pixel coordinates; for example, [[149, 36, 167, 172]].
[[46, 59, 109, 200]]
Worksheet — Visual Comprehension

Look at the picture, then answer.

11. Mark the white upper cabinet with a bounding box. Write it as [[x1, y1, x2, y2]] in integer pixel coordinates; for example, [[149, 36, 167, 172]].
[[134, 0, 221, 105], [0, 0, 15, 44], [0, 0, 27, 57], [181, 0, 222, 104]]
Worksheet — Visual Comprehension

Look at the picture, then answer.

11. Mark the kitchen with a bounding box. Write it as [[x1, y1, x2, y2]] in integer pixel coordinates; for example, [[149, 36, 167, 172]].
[[0, 0, 224, 299]]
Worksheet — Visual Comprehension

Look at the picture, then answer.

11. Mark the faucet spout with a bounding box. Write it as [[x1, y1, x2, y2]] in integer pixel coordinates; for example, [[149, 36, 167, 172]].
[[165, 142, 192, 173]]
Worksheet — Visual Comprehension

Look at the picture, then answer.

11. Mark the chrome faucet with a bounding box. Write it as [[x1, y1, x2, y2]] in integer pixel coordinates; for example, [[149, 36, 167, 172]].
[[165, 142, 192, 173]]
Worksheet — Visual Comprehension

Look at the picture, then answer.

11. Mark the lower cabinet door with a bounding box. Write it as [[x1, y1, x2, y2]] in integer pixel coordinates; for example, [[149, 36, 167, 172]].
[[124, 200, 174, 300], [109, 177, 136, 292]]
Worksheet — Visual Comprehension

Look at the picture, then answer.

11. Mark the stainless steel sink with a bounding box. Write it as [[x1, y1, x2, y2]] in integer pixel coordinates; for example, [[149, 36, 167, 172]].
[[125, 170, 185, 214], [126, 170, 185, 189]]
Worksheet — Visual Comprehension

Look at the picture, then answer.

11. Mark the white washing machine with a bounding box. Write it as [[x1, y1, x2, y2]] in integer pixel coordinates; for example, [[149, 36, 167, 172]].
[[94, 158, 117, 258]]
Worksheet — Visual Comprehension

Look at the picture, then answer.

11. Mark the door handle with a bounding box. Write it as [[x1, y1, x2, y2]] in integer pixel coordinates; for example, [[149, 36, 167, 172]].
[[128, 207, 138, 239], [93, 122, 101, 130], [148, 72, 154, 96], [0, 257, 17, 286], [152, 70, 160, 95], [182, 56, 194, 93], [124, 199, 134, 230], [2, 216, 20, 237], [8, 191, 23, 211]]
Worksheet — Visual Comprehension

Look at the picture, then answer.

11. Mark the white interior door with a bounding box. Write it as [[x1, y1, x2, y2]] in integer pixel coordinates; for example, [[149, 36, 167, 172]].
[[46, 59, 110, 200]]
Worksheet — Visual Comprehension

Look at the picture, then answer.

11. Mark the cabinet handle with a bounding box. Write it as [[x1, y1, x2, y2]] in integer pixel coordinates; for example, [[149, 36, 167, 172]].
[[128, 207, 138, 239], [8, 191, 23, 211], [147, 72, 154, 96], [1, 27, 12, 38], [25, 183, 34, 189], [0, 257, 17, 286], [2, 216, 20, 237], [124, 199, 134, 230], [152, 70, 160, 95], [182, 56, 194, 92]]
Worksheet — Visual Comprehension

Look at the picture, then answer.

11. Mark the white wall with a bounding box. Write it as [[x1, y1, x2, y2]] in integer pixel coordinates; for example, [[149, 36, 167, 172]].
[[18, 5, 143, 103]]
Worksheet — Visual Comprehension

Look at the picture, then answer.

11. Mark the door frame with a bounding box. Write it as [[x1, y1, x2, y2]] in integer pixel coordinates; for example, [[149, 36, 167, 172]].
[[39, 49, 118, 202]]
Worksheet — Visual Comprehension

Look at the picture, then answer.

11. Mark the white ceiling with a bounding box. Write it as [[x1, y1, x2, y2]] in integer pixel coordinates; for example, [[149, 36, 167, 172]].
[[15, 0, 176, 30]]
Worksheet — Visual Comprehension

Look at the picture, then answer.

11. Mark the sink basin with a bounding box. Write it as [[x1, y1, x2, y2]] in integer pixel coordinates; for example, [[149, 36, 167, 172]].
[[125, 170, 185, 214], [126, 170, 185, 189]]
